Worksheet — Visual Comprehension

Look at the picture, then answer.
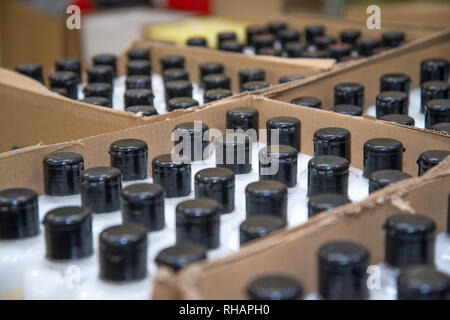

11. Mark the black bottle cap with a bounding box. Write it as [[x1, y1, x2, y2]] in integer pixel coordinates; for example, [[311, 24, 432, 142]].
[[328, 43, 353, 62], [127, 59, 151, 77], [290, 96, 322, 109], [357, 37, 381, 57], [0, 188, 40, 240], [203, 73, 231, 90], [382, 31, 405, 47], [99, 223, 148, 282], [334, 82, 364, 107], [155, 242, 207, 272], [247, 274, 303, 300], [278, 74, 306, 84], [246, 25, 267, 46], [92, 54, 117, 76], [82, 96, 110, 108], [80, 167, 122, 213], [369, 169, 412, 193], [152, 154, 191, 198], [313, 127, 351, 161], [165, 80, 193, 102], [305, 25, 324, 44], [15, 63, 43, 83], [431, 121, 450, 134], [314, 36, 337, 50], [215, 133, 252, 174], [199, 63, 224, 86], [340, 29, 361, 45], [308, 155, 350, 197], [417, 150, 450, 176], [220, 40, 244, 53], [83, 82, 112, 104], [195, 167, 235, 214], [300, 49, 330, 59], [266, 116, 301, 151], [167, 97, 199, 112], [217, 31, 237, 48], [50, 87, 69, 97], [239, 68, 265, 91], [259, 145, 298, 188], [127, 48, 150, 61], [363, 138, 404, 178], [121, 183, 165, 231], [425, 99, 450, 129], [284, 41, 306, 58], [422, 81, 450, 113], [163, 68, 189, 84], [318, 241, 370, 300], [333, 104, 362, 116], [173, 121, 210, 162], [43, 206, 93, 260], [278, 29, 300, 47], [245, 180, 288, 222], [240, 215, 286, 245], [49, 71, 78, 100], [256, 47, 282, 57], [268, 21, 287, 35], [308, 193, 351, 218], [87, 65, 114, 86], [252, 33, 275, 52], [43, 152, 84, 196], [242, 81, 270, 92], [160, 55, 185, 71], [126, 105, 158, 116], [125, 75, 152, 90], [186, 37, 207, 47], [380, 73, 411, 94], [109, 139, 148, 181], [124, 88, 154, 107], [384, 214, 436, 268], [226, 107, 259, 134], [176, 198, 221, 249], [380, 114, 415, 126], [204, 89, 233, 103], [421, 58, 449, 84], [397, 265, 450, 300], [55, 57, 81, 83]]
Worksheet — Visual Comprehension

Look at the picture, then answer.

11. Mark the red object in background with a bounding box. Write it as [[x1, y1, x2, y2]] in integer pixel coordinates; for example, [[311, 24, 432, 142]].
[[167, 0, 210, 14], [70, 0, 96, 12]]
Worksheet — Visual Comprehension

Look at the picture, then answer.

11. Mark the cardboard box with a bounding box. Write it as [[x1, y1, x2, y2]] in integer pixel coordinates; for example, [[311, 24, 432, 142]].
[[0, 93, 448, 300], [0, 39, 333, 154], [259, 28, 450, 111]]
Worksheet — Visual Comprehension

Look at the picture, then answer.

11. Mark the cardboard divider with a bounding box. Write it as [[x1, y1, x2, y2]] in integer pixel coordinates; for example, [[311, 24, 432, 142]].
[[259, 29, 450, 110], [162, 158, 450, 299], [1, 94, 448, 193]]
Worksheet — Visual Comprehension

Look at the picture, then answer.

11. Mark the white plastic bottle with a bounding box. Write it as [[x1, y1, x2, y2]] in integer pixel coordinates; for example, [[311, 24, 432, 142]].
[[24, 206, 96, 299], [0, 188, 43, 299], [81, 224, 151, 300], [435, 194, 450, 275]]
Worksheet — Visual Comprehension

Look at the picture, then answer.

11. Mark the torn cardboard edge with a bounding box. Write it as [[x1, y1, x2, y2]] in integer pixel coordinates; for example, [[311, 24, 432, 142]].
[[153, 157, 450, 299]]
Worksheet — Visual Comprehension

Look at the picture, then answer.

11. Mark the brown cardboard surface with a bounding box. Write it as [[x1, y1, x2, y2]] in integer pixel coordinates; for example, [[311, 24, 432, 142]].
[[260, 29, 450, 110], [164, 157, 450, 299], [1, 94, 448, 195]]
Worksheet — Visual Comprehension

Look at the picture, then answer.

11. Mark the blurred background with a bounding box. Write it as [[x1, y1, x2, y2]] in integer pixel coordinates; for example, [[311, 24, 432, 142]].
[[1, 0, 449, 78]]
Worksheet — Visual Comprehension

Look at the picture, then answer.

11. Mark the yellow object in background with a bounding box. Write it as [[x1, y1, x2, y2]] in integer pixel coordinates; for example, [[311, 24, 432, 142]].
[[144, 16, 249, 48]]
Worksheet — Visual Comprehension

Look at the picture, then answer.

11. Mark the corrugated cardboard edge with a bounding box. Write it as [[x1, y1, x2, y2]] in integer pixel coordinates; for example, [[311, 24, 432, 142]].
[[153, 157, 450, 299]]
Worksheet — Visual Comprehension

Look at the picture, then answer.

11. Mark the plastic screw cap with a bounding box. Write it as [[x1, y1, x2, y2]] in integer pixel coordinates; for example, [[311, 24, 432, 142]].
[[397, 265, 450, 300], [380, 114, 415, 126], [266, 116, 301, 151], [417, 150, 450, 176], [215, 133, 252, 174], [160, 55, 185, 71], [155, 242, 207, 272], [313, 127, 351, 162], [152, 154, 191, 198], [126, 75, 152, 90], [43, 152, 84, 196], [305, 25, 325, 44], [0, 188, 40, 239], [333, 104, 362, 116], [334, 82, 364, 107], [431, 122, 450, 134], [380, 73, 411, 94], [126, 105, 158, 116], [127, 59, 151, 77], [124, 88, 154, 107], [420, 58, 449, 84], [425, 99, 450, 129], [127, 48, 150, 61], [109, 139, 148, 181], [204, 89, 232, 103], [226, 107, 259, 135], [242, 81, 270, 92], [290, 96, 322, 109], [307, 155, 350, 197], [167, 97, 199, 112], [173, 121, 210, 162], [368, 169, 412, 193], [93, 53, 117, 76], [362, 138, 404, 178], [15, 63, 43, 83], [247, 274, 303, 300], [245, 180, 288, 223], [308, 193, 351, 218], [87, 65, 114, 86], [55, 57, 81, 83], [49, 71, 78, 99], [340, 29, 361, 45], [240, 215, 286, 245], [239, 69, 265, 91], [259, 145, 298, 188]]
